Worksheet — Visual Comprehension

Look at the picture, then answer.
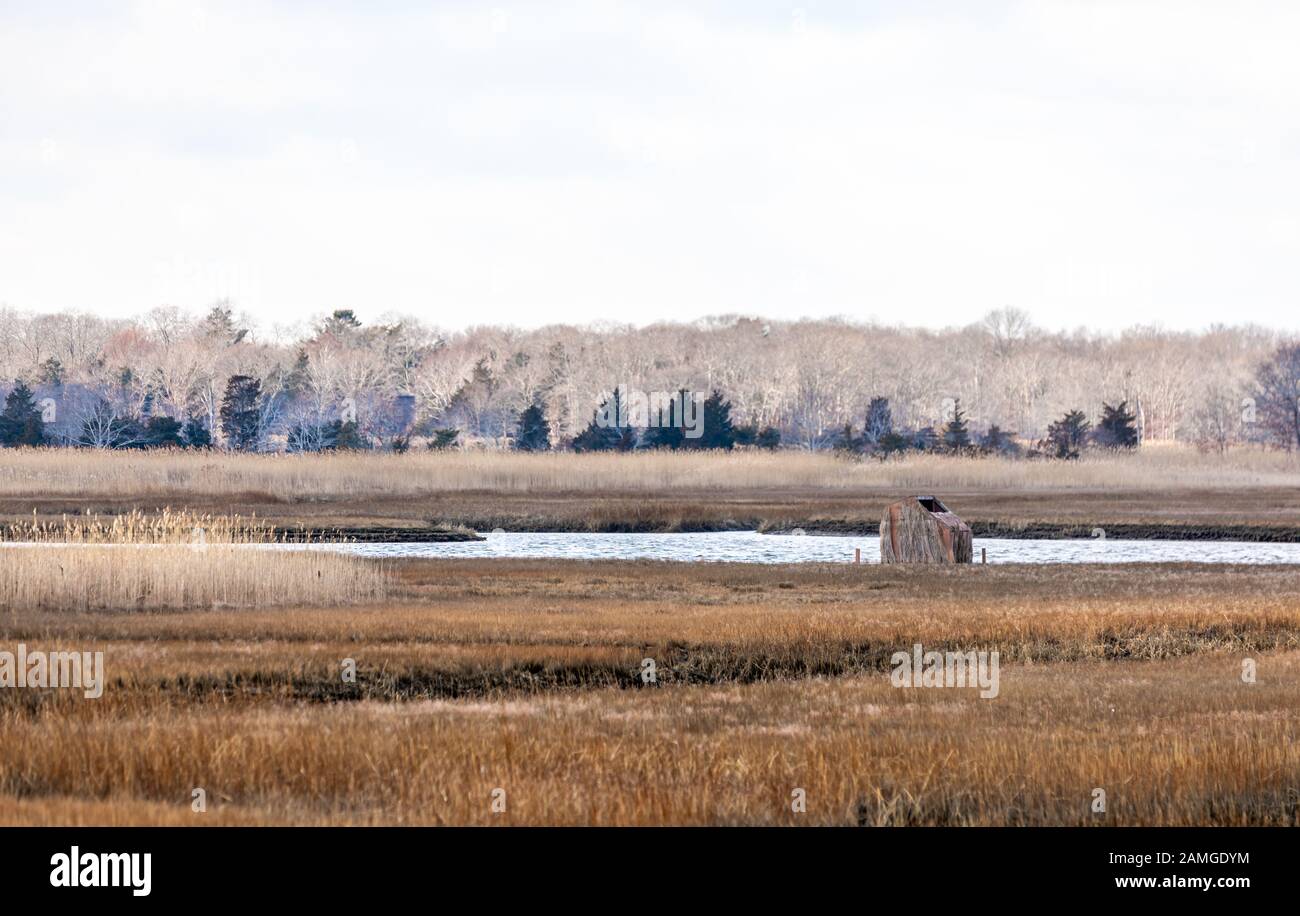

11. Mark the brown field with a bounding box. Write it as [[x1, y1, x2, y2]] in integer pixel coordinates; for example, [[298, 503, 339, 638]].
[[2, 558, 1298, 826], [3, 446, 1300, 536]]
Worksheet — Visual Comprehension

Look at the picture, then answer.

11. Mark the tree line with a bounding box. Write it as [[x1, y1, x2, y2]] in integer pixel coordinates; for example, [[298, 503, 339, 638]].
[[0, 304, 1297, 454]]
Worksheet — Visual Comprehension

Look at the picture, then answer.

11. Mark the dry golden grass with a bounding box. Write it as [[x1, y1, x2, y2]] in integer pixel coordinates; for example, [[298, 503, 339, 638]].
[[11, 560, 1300, 679], [1, 444, 1296, 502], [0, 545, 388, 612], [1, 655, 1295, 826], [1, 558, 1298, 825], [7, 445, 1300, 536], [1, 508, 280, 544]]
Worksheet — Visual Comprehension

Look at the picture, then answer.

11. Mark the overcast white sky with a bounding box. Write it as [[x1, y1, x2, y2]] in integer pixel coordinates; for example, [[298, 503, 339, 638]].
[[2, 1, 1299, 332]]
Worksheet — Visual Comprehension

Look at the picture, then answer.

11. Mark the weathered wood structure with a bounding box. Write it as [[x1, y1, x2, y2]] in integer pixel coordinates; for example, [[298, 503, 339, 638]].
[[879, 496, 973, 564]]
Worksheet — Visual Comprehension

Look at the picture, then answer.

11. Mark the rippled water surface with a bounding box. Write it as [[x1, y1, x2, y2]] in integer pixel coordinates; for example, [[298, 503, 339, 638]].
[[275, 531, 1300, 565]]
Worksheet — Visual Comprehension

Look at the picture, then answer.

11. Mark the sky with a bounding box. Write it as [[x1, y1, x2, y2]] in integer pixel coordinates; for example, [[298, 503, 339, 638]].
[[2, 0, 1299, 333]]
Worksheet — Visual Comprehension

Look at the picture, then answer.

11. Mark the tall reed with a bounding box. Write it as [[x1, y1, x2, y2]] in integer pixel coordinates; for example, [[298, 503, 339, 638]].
[[0, 544, 388, 612], [1, 509, 280, 544]]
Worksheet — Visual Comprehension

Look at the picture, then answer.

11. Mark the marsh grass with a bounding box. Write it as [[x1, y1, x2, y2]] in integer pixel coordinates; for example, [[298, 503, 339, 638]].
[[0, 545, 388, 611], [1, 508, 280, 544], [0, 445, 1296, 502], [1, 655, 1296, 826], [0, 559, 1298, 825], [2, 559, 1296, 825]]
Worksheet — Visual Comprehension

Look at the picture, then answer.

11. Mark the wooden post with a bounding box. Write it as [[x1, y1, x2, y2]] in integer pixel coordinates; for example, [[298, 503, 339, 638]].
[[854, 547, 861, 564], [981, 547, 987, 564]]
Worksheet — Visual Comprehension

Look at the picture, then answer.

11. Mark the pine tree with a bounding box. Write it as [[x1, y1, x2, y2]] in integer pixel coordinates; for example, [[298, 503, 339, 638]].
[[642, 421, 685, 450], [877, 431, 910, 455], [284, 349, 312, 396], [144, 415, 185, 448], [688, 389, 735, 450], [979, 424, 1018, 456], [734, 419, 777, 450], [1043, 409, 1090, 459], [942, 399, 971, 452], [1095, 401, 1139, 449], [0, 380, 45, 446], [183, 416, 212, 449], [322, 309, 362, 339], [201, 302, 240, 341], [329, 419, 365, 450], [38, 357, 64, 388], [514, 401, 551, 451], [642, 389, 689, 450], [220, 375, 262, 451], [573, 388, 636, 451], [755, 426, 781, 450], [428, 428, 460, 450]]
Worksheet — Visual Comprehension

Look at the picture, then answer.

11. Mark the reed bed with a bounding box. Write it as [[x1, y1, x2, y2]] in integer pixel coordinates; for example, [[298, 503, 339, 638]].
[[1, 509, 280, 544], [0, 445, 1296, 502], [0, 545, 388, 611]]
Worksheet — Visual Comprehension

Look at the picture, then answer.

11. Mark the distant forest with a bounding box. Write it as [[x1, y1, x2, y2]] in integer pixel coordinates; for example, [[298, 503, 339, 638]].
[[1, 304, 1298, 455]]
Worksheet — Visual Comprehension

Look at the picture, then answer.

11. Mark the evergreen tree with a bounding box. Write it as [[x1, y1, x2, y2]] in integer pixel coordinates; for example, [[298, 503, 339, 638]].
[[833, 423, 860, 453], [183, 416, 212, 449], [1095, 401, 1139, 449], [444, 357, 505, 439], [642, 389, 690, 450], [642, 421, 685, 450], [284, 349, 312, 396], [979, 424, 1019, 456], [201, 302, 238, 341], [734, 420, 781, 450], [942, 399, 971, 451], [1254, 344, 1300, 450], [428, 428, 460, 450], [912, 426, 940, 452], [686, 389, 735, 450], [514, 402, 551, 451], [572, 388, 637, 451], [755, 426, 782, 450], [144, 415, 185, 448], [220, 375, 262, 451], [328, 419, 365, 450], [1043, 409, 1090, 459], [877, 430, 910, 455], [325, 309, 361, 332], [0, 380, 45, 446], [38, 357, 64, 388]]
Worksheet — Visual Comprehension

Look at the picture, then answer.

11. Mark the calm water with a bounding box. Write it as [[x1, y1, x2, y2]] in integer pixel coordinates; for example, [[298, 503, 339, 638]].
[[269, 531, 1300, 565]]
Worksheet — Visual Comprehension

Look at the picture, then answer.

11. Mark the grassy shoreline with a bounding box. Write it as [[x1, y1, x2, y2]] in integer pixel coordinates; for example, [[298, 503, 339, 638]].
[[6, 496, 1299, 541]]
